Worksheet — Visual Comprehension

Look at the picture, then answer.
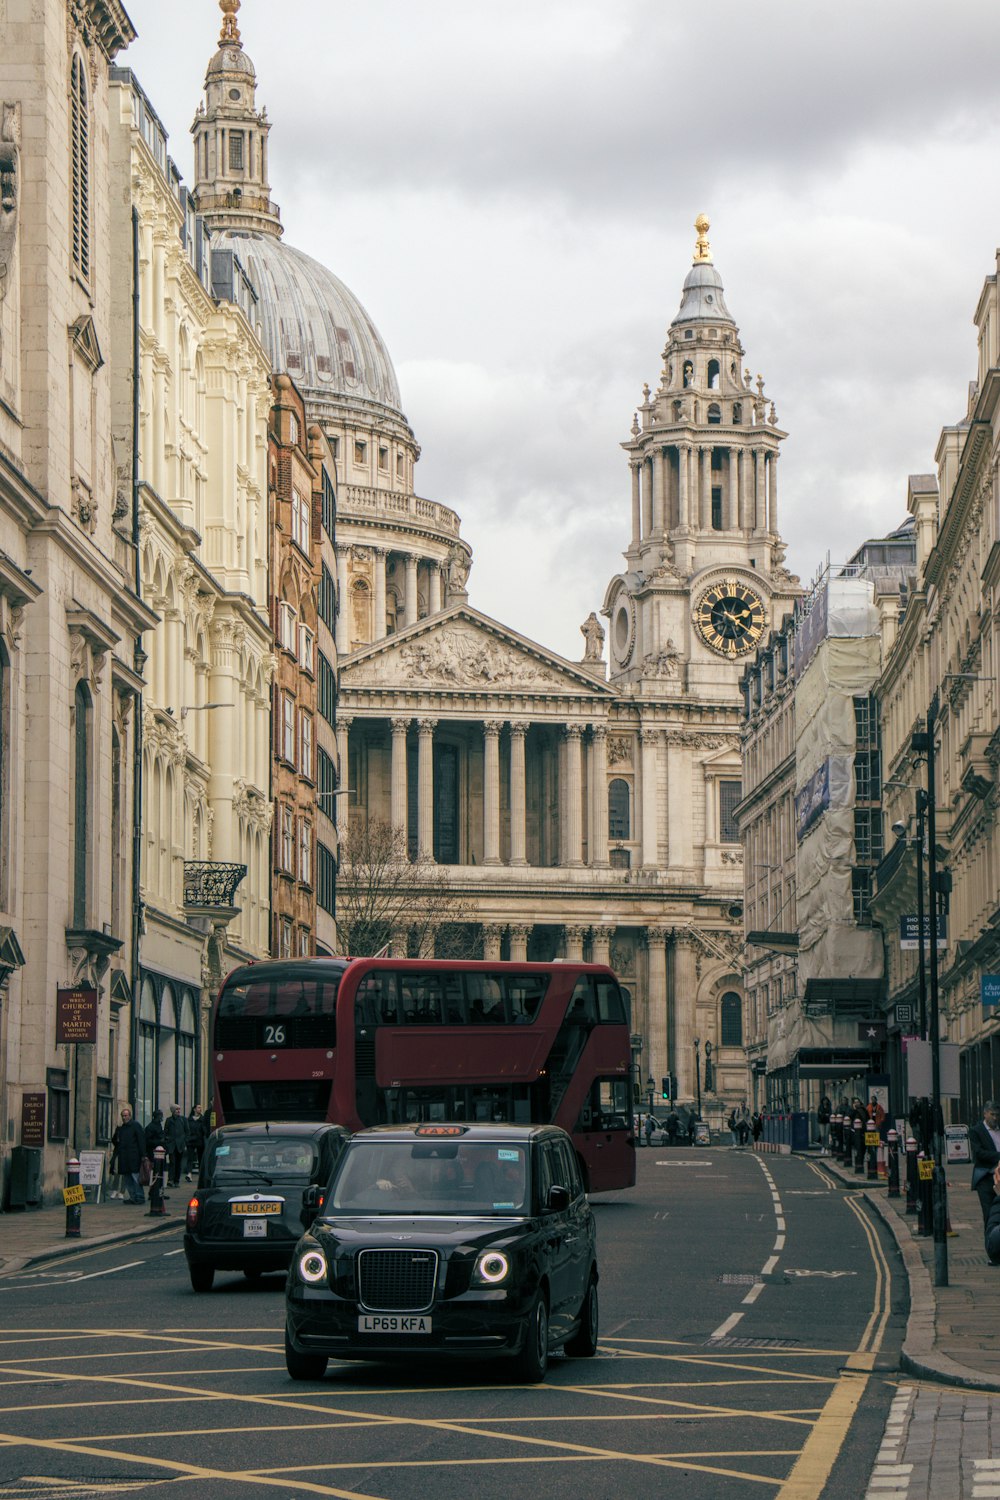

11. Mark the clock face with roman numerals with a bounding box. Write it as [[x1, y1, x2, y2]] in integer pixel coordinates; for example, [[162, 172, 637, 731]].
[[695, 579, 766, 657]]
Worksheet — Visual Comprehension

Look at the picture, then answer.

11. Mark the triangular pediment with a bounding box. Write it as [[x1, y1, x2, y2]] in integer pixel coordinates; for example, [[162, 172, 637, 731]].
[[340, 607, 614, 697], [69, 314, 104, 373]]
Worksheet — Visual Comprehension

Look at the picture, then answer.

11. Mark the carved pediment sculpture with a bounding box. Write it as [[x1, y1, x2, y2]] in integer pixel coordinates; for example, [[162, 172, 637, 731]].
[[360, 624, 570, 691]]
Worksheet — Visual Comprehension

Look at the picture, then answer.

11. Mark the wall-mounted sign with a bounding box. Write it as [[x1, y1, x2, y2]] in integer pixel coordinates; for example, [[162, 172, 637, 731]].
[[858, 1021, 887, 1044], [899, 914, 948, 950], [893, 1002, 915, 1027], [55, 986, 98, 1044], [982, 975, 1000, 1013], [20, 1092, 45, 1146]]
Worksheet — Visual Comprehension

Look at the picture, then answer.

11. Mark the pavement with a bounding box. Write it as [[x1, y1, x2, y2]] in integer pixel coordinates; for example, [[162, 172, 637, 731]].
[[0, 1188, 181, 1276], [816, 1146, 1000, 1394]]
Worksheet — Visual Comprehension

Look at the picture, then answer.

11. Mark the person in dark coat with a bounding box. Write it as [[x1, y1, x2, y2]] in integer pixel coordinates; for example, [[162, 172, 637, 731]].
[[164, 1104, 189, 1187], [144, 1109, 164, 1156], [970, 1101, 1000, 1228], [111, 1106, 146, 1204], [985, 1164, 1000, 1265], [186, 1104, 208, 1181]]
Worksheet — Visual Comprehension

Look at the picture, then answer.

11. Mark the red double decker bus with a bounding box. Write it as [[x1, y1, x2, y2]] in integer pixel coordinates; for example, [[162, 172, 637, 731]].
[[211, 958, 635, 1193]]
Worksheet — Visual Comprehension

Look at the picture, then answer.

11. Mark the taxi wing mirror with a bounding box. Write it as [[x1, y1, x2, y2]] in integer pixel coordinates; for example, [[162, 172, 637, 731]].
[[300, 1183, 326, 1229], [547, 1184, 570, 1212]]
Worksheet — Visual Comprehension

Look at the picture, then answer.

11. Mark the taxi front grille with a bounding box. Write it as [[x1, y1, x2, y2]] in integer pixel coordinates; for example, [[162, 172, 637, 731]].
[[357, 1248, 438, 1312]]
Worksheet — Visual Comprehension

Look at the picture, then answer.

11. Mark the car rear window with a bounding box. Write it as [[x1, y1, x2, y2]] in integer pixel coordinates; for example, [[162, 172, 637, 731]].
[[328, 1140, 528, 1216], [204, 1135, 318, 1184]]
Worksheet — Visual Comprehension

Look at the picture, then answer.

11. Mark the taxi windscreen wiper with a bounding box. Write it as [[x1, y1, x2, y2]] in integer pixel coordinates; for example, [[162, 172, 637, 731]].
[[214, 1168, 274, 1185]]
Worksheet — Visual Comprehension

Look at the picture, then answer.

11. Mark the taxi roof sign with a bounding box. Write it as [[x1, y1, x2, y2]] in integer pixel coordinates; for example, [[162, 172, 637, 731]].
[[414, 1124, 467, 1137]]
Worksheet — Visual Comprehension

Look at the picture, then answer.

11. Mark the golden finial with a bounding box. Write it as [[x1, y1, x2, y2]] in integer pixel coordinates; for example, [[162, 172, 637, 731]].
[[693, 213, 712, 264], [219, 0, 241, 45]]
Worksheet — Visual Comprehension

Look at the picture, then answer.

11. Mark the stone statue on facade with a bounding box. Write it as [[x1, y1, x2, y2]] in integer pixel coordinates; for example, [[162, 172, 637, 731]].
[[580, 611, 605, 662]]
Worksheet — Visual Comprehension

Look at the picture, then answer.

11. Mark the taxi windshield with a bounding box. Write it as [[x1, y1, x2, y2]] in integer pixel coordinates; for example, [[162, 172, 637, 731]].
[[328, 1140, 529, 1216], [205, 1136, 317, 1184]]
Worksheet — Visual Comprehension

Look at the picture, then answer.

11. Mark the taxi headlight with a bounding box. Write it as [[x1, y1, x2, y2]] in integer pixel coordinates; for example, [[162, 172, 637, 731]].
[[297, 1248, 328, 1284], [473, 1250, 510, 1285]]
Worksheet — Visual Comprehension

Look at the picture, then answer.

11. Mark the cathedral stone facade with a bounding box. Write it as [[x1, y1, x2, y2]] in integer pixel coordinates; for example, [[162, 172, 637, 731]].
[[181, 5, 802, 1113]]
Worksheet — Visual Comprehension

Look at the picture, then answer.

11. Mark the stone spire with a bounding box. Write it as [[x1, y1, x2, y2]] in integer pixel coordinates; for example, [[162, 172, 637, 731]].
[[190, 0, 283, 238]]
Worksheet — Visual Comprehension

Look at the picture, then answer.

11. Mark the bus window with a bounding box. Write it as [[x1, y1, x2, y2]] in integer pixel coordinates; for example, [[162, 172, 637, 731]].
[[507, 975, 546, 1023], [441, 973, 464, 1023], [596, 978, 627, 1023], [567, 977, 598, 1028], [467, 974, 505, 1022], [355, 971, 396, 1026], [576, 1076, 631, 1133]]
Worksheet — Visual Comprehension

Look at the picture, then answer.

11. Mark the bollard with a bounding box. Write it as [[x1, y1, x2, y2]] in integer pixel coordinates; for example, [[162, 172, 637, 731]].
[[905, 1134, 919, 1214], [64, 1156, 83, 1239], [866, 1125, 880, 1180], [147, 1145, 168, 1217], [853, 1117, 865, 1174], [887, 1129, 900, 1198], [917, 1153, 933, 1236], [831, 1113, 842, 1157]]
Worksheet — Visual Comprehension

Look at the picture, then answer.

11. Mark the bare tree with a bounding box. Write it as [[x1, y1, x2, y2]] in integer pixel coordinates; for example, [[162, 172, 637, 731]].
[[335, 818, 481, 958]]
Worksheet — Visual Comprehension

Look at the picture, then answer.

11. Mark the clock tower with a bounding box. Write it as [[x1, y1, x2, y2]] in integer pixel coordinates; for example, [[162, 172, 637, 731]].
[[603, 217, 801, 698]]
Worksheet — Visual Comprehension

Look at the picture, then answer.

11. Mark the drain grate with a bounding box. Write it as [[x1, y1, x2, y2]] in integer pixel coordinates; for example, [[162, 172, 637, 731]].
[[707, 1338, 803, 1350]]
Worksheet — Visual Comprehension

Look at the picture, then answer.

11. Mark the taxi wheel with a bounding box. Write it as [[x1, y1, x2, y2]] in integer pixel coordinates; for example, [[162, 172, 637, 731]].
[[565, 1272, 599, 1358], [511, 1290, 549, 1383], [285, 1328, 328, 1382], [189, 1263, 214, 1294]]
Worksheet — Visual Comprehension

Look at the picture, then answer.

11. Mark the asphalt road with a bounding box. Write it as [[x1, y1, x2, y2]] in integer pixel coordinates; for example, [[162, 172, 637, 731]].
[[0, 1147, 907, 1500]]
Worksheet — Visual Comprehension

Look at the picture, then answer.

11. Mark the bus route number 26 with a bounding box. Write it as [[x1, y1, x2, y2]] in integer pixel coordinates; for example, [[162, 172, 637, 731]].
[[264, 1024, 286, 1046]]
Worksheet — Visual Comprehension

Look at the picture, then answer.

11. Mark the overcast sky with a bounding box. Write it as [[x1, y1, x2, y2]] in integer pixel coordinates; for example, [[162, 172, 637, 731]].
[[124, 0, 1000, 661]]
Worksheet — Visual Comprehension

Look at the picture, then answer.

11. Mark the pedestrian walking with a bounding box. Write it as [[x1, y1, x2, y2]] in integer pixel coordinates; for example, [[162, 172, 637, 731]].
[[111, 1106, 146, 1204], [164, 1104, 189, 1188], [971, 1100, 1000, 1228], [734, 1101, 751, 1148], [985, 1163, 1000, 1265], [665, 1110, 679, 1148], [817, 1095, 832, 1155], [644, 1114, 654, 1149], [751, 1110, 763, 1145], [186, 1103, 208, 1181], [727, 1107, 738, 1147], [144, 1107, 164, 1157]]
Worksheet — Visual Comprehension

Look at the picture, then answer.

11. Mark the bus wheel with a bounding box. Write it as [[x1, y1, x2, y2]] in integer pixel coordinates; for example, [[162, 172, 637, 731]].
[[189, 1263, 214, 1294], [511, 1290, 549, 1383], [285, 1328, 328, 1381], [565, 1272, 599, 1357]]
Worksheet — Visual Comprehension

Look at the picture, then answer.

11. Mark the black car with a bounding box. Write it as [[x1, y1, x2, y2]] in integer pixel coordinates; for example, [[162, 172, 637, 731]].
[[184, 1121, 350, 1292], [284, 1122, 599, 1384]]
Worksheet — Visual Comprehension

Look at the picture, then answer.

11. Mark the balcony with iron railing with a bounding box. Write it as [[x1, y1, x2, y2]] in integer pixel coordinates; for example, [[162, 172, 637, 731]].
[[183, 861, 248, 911]]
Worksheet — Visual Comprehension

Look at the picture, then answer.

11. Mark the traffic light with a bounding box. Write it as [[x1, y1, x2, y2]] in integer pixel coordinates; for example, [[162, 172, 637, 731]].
[[661, 1076, 670, 1101]]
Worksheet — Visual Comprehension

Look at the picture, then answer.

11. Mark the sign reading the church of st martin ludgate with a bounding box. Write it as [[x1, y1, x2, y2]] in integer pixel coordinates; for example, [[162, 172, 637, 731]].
[[55, 986, 98, 1044]]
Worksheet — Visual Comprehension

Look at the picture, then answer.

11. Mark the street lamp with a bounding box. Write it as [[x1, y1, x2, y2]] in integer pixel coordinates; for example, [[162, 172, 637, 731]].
[[646, 1074, 655, 1116], [911, 697, 948, 1288], [694, 1037, 702, 1119]]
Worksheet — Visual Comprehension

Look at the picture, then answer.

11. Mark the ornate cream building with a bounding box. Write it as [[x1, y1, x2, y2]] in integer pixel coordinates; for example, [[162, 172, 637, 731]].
[[108, 62, 273, 1125], [0, 0, 160, 1200]]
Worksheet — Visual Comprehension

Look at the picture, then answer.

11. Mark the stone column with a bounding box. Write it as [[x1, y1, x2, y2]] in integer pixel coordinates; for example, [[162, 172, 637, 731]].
[[652, 448, 665, 534], [640, 727, 659, 869], [679, 445, 690, 528], [417, 718, 436, 861], [404, 553, 419, 626], [564, 725, 583, 867], [335, 548, 350, 653], [727, 449, 739, 531], [641, 457, 653, 538], [509, 924, 530, 962], [701, 445, 711, 530], [428, 562, 443, 615], [630, 463, 642, 546], [390, 717, 409, 841], [509, 721, 528, 866], [739, 450, 751, 530], [754, 451, 764, 531], [565, 924, 586, 962], [645, 926, 669, 1092], [591, 925, 613, 966], [373, 547, 388, 640], [768, 452, 779, 534], [483, 720, 502, 865], [589, 725, 609, 867], [335, 714, 352, 840], [483, 923, 503, 961], [671, 933, 698, 1101]]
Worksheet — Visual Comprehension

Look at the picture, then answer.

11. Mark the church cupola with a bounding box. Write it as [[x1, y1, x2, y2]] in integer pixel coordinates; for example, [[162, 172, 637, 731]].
[[191, 0, 283, 239]]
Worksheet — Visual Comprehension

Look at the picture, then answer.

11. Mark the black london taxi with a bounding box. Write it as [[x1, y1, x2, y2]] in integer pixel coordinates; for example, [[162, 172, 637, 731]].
[[284, 1122, 599, 1383], [184, 1121, 350, 1292]]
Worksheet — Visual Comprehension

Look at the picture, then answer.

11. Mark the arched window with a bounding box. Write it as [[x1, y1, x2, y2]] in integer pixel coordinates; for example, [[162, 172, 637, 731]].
[[720, 991, 743, 1047], [707, 359, 720, 390], [177, 991, 197, 1113], [732, 402, 743, 424], [72, 681, 92, 926], [70, 54, 90, 279], [608, 778, 630, 840], [136, 980, 158, 1125], [682, 361, 694, 389], [707, 403, 722, 425]]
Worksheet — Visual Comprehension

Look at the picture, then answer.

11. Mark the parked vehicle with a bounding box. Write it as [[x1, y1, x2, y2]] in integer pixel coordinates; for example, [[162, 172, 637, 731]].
[[284, 1121, 599, 1384], [184, 1121, 351, 1293]]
